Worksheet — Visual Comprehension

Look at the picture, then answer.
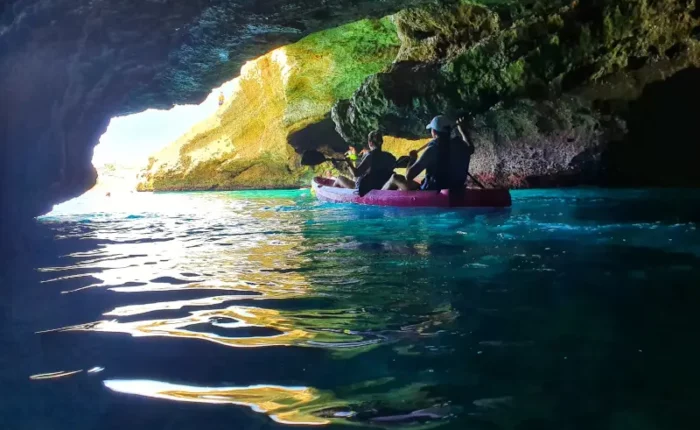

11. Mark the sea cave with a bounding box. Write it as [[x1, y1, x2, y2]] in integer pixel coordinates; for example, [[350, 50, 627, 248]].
[[2, 0, 700, 428]]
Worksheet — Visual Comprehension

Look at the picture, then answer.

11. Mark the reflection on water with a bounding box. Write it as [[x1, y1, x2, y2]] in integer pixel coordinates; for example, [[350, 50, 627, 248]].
[[30, 370, 83, 380], [6, 189, 700, 429], [103, 380, 331, 425], [47, 305, 389, 349]]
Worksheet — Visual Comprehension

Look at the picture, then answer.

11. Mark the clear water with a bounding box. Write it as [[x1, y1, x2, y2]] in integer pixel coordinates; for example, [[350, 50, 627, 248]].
[[3, 189, 700, 429]]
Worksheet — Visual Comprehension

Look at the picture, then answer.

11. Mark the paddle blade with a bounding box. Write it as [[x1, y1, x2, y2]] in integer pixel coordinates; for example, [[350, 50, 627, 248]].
[[300, 150, 329, 166]]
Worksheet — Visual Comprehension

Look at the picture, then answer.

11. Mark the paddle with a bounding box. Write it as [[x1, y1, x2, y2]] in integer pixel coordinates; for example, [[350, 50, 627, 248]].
[[468, 173, 486, 189], [300, 150, 333, 166], [300, 150, 349, 171], [302, 145, 486, 188], [395, 141, 487, 189], [395, 142, 431, 169], [303, 145, 427, 170]]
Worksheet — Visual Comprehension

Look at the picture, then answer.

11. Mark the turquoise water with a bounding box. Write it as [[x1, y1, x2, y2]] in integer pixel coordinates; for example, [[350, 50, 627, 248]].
[[3, 189, 700, 429]]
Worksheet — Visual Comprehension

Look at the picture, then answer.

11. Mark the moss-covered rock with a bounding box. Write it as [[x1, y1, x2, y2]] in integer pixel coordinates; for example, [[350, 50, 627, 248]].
[[394, 1, 501, 62], [333, 0, 700, 187], [139, 18, 400, 191], [139, 0, 700, 192]]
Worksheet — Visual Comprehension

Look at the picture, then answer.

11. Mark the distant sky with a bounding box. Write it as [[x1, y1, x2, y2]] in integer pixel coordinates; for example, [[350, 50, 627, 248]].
[[93, 80, 239, 167]]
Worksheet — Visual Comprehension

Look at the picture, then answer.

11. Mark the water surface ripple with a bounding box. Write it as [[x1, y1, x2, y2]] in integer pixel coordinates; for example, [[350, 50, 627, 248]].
[[4, 189, 700, 429]]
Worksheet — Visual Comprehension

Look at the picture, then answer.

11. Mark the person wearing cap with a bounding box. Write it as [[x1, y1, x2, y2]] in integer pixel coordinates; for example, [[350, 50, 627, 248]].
[[382, 115, 475, 191], [333, 130, 397, 195]]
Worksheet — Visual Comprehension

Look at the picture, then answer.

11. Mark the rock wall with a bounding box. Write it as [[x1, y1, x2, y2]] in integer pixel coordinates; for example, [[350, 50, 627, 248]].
[[137, 18, 401, 191], [0, 0, 430, 232], [333, 0, 700, 187]]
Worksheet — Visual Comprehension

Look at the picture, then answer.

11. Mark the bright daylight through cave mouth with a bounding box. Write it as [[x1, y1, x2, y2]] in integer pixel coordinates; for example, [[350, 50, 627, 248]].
[[4, 1, 700, 429], [72, 80, 238, 203]]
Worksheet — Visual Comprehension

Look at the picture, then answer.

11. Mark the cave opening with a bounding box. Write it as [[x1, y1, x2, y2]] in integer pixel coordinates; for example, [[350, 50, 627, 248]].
[[605, 67, 700, 186], [87, 81, 238, 197]]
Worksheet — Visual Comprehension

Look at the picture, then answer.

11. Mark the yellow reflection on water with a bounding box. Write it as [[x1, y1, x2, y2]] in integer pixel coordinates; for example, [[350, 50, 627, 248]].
[[103, 380, 331, 426], [39, 193, 311, 301], [36, 192, 460, 427], [46, 305, 380, 349]]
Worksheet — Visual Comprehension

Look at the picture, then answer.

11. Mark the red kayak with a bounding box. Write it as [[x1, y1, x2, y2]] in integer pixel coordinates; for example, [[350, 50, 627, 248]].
[[311, 177, 511, 208]]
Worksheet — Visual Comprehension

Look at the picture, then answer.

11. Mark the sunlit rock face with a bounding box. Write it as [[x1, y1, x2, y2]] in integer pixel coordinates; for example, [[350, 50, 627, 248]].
[[333, 0, 700, 187], [0, 0, 429, 227], [137, 19, 400, 191]]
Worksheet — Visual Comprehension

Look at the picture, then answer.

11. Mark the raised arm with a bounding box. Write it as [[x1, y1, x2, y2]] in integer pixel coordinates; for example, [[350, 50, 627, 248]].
[[456, 116, 475, 154]]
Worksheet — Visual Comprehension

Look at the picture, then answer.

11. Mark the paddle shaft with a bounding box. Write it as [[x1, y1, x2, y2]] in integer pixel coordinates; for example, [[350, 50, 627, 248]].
[[408, 142, 430, 158], [468, 173, 486, 189], [306, 144, 485, 188]]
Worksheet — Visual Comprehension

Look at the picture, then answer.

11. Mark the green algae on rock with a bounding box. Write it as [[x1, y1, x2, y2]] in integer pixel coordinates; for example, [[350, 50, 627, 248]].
[[393, 1, 501, 63], [140, 0, 700, 192], [333, 0, 700, 187], [138, 18, 400, 191]]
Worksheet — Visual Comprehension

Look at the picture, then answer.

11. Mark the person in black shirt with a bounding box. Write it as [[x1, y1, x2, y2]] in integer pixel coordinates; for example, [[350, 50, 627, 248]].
[[334, 131, 397, 194], [383, 115, 474, 191]]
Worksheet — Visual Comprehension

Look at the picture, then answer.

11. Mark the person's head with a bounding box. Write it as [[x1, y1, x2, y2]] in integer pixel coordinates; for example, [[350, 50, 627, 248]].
[[367, 130, 383, 150], [426, 115, 453, 139]]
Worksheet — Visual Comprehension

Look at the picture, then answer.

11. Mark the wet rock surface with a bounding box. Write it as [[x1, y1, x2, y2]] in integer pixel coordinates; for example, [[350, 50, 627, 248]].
[[0, 0, 427, 225], [136, 18, 400, 191], [333, 0, 700, 187]]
